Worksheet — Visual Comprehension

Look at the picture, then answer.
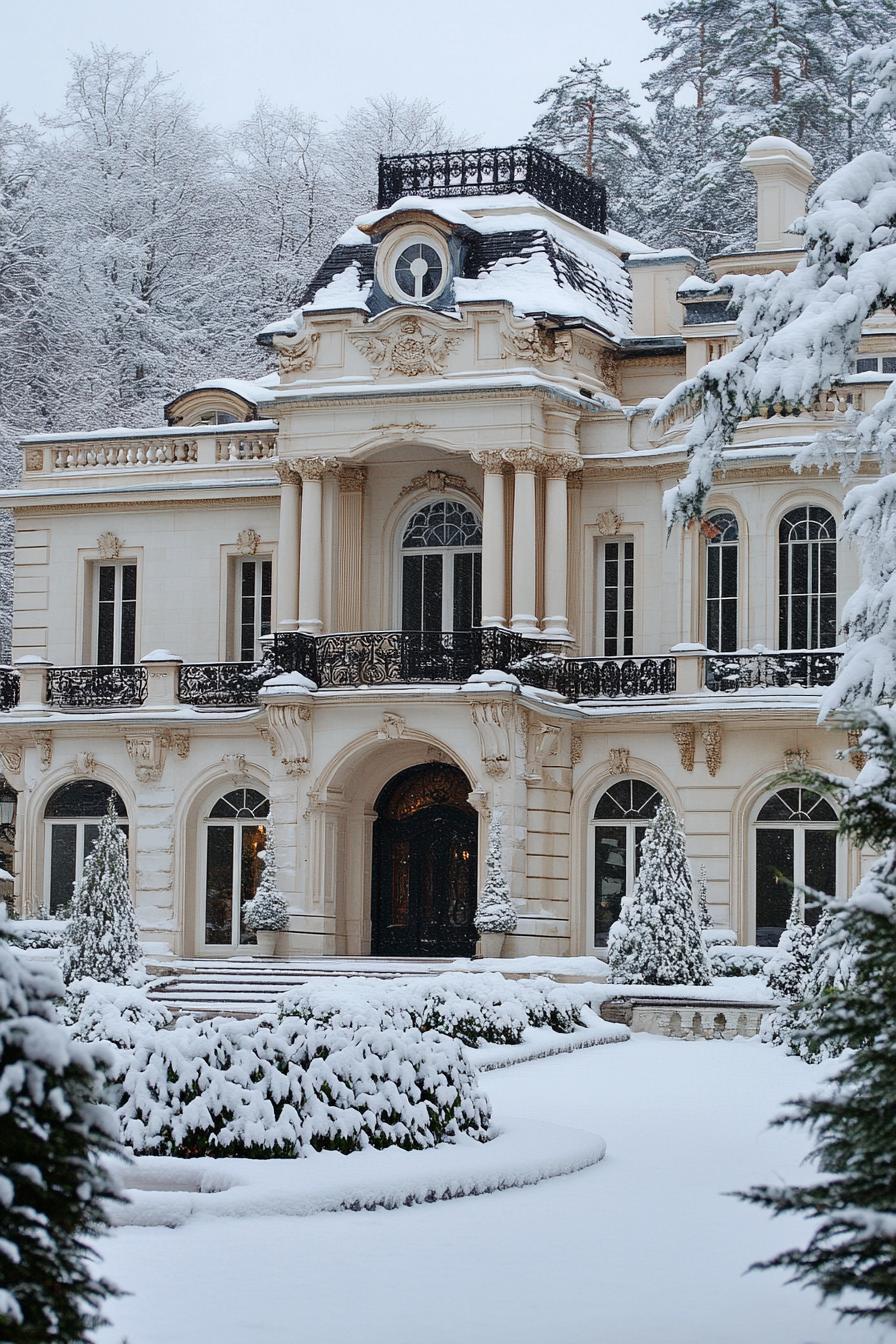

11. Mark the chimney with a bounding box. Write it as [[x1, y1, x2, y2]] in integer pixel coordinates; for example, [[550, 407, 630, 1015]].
[[740, 137, 814, 251]]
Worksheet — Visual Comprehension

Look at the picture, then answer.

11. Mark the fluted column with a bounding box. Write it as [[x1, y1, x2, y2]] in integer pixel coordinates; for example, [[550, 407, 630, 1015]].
[[275, 462, 301, 631], [472, 451, 506, 628], [296, 457, 331, 635], [542, 455, 582, 641], [504, 449, 542, 637], [335, 465, 367, 632]]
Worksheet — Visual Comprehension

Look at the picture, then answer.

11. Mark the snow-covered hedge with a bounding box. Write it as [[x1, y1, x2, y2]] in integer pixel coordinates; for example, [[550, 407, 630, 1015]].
[[116, 1014, 491, 1158], [12, 917, 69, 950], [702, 927, 736, 948], [710, 945, 775, 977], [278, 972, 591, 1047]]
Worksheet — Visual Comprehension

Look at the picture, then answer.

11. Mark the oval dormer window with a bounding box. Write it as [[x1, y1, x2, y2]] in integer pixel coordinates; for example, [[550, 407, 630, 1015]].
[[394, 242, 444, 300]]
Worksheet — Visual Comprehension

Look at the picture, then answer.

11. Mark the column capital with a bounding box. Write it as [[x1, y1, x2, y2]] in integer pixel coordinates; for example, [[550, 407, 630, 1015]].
[[274, 460, 302, 486], [472, 449, 507, 475], [335, 464, 368, 493], [502, 447, 551, 474], [295, 456, 335, 482], [542, 452, 583, 479]]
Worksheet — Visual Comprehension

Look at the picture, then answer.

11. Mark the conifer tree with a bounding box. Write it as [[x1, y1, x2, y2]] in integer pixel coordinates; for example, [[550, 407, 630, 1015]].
[[0, 910, 121, 1341], [766, 888, 814, 1002], [608, 801, 712, 985], [474, 810, 517, 936], [61, 797, 140, 985], [783, 905, 856, 1061], [243, 823, 289, 933], [695, 863, 713, 929]]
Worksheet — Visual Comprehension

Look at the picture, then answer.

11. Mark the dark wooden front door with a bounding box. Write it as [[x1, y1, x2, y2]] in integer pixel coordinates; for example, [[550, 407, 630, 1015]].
[[372, 765, 478, 958]]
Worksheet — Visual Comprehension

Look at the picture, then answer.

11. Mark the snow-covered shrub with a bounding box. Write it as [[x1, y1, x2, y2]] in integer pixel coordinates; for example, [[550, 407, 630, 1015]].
[[61, 799, 141, 985], [765, 891, 815, 1002], [770, 908, 856, 1061], [0, 910, 121, 1341], [14, 917, 69, 950], [243, 824, 289, 933], [116, 1013, 491, 1158], [66, 979, 172, 1103], [608, 802, 712, 986], [277, 972, 590, 1045], [702, 926, 736, 948], [710, 945, 773, 977], [474, 811, 517, 936], [695, 864, 712, 929]]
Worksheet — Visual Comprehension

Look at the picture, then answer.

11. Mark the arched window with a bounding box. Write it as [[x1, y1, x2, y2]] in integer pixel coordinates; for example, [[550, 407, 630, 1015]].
[[44, 781, 127, 914], [592, 779, 664, 945], [202, 787, 269, 948], [704, 510, 739, 652], [755, 786, 838, 945], [401, 500, 482, 634], [778, 506, 837, 649]]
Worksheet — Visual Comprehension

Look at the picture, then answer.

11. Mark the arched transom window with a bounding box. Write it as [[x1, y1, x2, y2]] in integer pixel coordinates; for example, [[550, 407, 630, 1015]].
[[401, 499, 482, 633], [704, 510, 739, 652], [778, 506, 837, 649], [202, 787, 269, 949], [44, 781, 128, 915], [755, 786, 838, 946], [592, 779, 664, 945]]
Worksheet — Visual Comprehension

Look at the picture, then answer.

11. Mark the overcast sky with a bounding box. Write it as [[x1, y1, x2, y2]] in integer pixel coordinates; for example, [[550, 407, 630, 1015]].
[[3, 0, 659, 140]]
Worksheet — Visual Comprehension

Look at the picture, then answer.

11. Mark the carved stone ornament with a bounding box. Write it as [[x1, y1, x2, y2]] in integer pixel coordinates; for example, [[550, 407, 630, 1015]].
[[470, 700, 512, 778], [371, 421, 436, 438], [847, 728, 867, 772], [97, 531, 123, 559], [165, 732, 190, 760], [274, 461, 302, 486], [783, 746, 809, 772], [570, 734, 583, 766], [257, 725, 279, 758], [590, 346, 621, 396], [471, 449, 506, 475], [0, 743, 23, 776], [274, 330, 319, 375], [350, 316, 460, 378], [336, 465, 368, 492], [32, 731, 53, 771], [264, 701, 313, 778], [608, 747, 630, 776], [125, 734, 167, 784], [542, 453, 583, 479], [236, 528, 261, 556], [25, 447, 43, 472], [74, 752, 97, 776], [398, 469, 481, 506], [672, 724, 696, 772], [295, 456, 335, 483], [595, 509, 623, 536], [222, 753, 249, 776], [502, 320, 573, 365], [702, 723, 723, 777], [467, 787, 490, 818], [377, 713, 407, 741], [524, 721, 561, 781], [501, 448, 553, 474]]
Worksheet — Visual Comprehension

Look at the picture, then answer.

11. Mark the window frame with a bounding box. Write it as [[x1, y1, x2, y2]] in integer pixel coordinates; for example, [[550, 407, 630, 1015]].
[[702, 509, 740, 653], [42, 783, 129, 916], [233, 556, 273, 662], [396, 498, 483, 634], [377, 227, 452, 308], [595, 536, 635, 657], [752, 787, 843, 945], [91, 559, 139, 666], [588, 778, 665, 951], [777, 504, 838, 651], [199, 788, 269, 952]]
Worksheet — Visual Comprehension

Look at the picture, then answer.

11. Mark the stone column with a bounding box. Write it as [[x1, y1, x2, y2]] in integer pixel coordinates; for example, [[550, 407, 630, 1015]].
[[335, 466, 367, 632], [472, 451, 507, 628], [542, 455, 582, 641], [504, 449, 542, 637], [296, 458, 331, 636], [275, 462, 301, 631]]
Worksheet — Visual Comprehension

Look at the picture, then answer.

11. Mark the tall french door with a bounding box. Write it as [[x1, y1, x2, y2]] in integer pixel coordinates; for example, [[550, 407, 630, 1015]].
[[400, 500, 482, 633], [201, 788, 268, 950]]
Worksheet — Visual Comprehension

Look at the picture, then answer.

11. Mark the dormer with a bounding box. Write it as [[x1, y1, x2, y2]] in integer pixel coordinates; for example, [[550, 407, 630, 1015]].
[[164, 380, 271, 427]]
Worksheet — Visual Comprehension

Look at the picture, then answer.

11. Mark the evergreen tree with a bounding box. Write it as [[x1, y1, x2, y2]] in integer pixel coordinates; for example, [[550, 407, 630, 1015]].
[[785, 905, 856, 1061], [695, 862, 713, 929], [766, 888, 814, 1001], [243, 823, 289, 933], [474, 810, 517, 936], [0, 910, 121, 1340], [61, 797, 140, 985], [608, 801, 712, 985]]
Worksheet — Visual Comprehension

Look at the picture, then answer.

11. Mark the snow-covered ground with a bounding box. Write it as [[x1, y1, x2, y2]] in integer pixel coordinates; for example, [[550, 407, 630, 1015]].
[[95, 1035, 883, 1344]]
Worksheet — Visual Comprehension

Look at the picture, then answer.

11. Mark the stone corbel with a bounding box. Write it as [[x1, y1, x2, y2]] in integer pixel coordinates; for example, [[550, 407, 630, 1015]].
[[125, 732, 168, 784], [74, 752, 97, 776], [524, 722, 561, 781], [31, 730, 53, 771], [263, 702, 313, 778], [701, 723, 723, 777], [672, 724, 696, 772], [470, 700, 513, 778], [467, 787, 491, 819], [847, 729, 867, 772]]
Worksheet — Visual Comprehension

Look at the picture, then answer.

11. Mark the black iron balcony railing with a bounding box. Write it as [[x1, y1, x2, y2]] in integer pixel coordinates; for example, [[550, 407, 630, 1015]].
[[510, 653, 678, 699], [704, 650, 842, 693], [46, 665, 147, 708], [178, 662, 267, 708], [0, 668, 19, 711], [377, 145, 608, 234]]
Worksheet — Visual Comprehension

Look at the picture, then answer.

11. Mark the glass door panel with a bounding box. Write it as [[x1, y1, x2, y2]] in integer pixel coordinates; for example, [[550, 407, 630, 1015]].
[[205, 826, 234, 945], [755, 828, 794, 945], [804, 829, 836, 927], [594, 825, 626, 943]]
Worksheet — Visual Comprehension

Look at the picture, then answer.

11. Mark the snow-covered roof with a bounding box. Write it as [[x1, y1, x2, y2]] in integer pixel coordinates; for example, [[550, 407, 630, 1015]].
[[262, 191, 642, 344]]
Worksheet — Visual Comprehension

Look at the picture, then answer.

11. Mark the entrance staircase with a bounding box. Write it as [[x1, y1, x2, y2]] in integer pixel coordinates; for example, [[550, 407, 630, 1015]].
[[146, 956, 457, 1018]]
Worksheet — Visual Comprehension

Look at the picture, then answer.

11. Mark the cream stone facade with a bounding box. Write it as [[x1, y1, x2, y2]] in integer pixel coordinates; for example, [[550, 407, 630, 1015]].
[[0, 139, 888, 959]]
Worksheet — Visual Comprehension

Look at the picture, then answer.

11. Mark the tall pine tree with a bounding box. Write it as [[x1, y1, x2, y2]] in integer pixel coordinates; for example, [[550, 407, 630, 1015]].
[[61, 797, 141, 985]]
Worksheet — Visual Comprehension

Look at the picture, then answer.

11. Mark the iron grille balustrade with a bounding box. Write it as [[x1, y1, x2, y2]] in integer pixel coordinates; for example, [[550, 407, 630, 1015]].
[[178, 663, 267, 708], [46, 665, 147, 708], [315, 631, 480, 688], [511, 653, 677, 699], [270, 631, 319, 684], [0, 668, 19, 711], [704, 650, 842, 693], [377, 146, 608, 235]]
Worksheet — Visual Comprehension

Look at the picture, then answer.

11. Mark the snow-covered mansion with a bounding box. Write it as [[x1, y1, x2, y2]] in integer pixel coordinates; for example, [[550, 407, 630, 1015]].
[[0, 136, 887, 960]]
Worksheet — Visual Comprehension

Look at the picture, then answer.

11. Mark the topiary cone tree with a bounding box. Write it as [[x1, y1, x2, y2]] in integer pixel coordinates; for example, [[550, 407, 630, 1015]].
[[0, 910, 121, 1341], [243, 821, 289, 934], [474, 810, 517, 939], [61, 797, 141, 986], [608, 800, 713, 986]]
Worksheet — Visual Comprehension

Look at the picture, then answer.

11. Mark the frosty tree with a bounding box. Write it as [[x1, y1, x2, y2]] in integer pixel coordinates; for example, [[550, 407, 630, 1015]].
[[662, 37, 896, 1318], [243, 822, 289, 933], [0, 910, 121, 1341], [474, 810, 517, 936], [608, 801, 712, 985], [695, 863, 713, 929], [766, 889, 815, 1002], [61, 797, 141, 986]]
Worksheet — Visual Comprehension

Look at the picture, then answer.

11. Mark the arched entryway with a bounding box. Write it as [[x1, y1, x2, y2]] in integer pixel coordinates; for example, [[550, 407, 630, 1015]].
[[372, 763, 478, 957]]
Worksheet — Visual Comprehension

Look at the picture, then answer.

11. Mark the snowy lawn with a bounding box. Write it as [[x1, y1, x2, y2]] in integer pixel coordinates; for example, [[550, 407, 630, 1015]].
[[95, 1035, 883, 1344]]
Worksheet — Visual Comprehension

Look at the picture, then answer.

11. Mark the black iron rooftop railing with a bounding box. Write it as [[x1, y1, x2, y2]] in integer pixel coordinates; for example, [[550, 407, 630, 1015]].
[[704, 650, 842, 693], [377, 145, 608, 235]]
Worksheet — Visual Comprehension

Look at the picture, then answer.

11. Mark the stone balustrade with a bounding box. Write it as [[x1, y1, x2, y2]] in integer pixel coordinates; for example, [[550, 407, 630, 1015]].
[[22, 424, 279, 476]]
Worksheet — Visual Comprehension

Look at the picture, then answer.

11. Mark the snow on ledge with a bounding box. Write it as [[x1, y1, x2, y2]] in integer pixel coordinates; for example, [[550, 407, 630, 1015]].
[[110, 1116, 607, 1226]]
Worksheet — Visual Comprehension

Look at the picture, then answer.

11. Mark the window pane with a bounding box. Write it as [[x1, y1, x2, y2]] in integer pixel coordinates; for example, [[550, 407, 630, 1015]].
[[121, 564, 137, 602], [755, 827, 794, 945], [472, 552, 482, 628], [49, 825, 77, 913], [402, 554, 422, 632], [120, 585, 136, 664], [422, 554, 443, 632], [594, 825, 627, 943], [45, 781, 125, 818], [452, 551, 473, 631], [97, 566, 115, 666], [205, 827, 234, 944], [804, 829, 837, 926]]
